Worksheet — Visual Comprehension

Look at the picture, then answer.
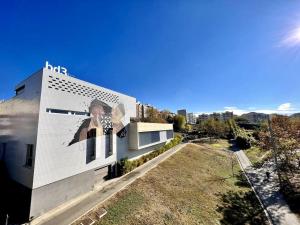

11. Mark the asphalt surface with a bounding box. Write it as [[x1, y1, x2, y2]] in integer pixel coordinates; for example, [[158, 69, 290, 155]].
[[235, 150, 300, 225]]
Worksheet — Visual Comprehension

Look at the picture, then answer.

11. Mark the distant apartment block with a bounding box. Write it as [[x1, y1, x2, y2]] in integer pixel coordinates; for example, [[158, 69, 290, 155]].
[[136, 102, 155, 120], [198, 111, 234, 122], [198, 113, 210, 122], [240, 112, 268, 124], [177, 109, 187, 120], [222, 111, 234, 121], [187, 113, 197, 124]]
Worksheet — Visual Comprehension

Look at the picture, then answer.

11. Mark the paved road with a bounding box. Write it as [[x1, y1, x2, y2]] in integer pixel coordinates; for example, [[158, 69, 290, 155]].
[[32, 143, 187, 225], [235, 150, 300, 225]]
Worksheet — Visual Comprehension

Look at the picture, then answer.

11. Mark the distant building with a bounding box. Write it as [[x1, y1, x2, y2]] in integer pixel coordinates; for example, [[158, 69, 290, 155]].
[[211, 112, 222, 121], [177, 109, 187, 121], [160, 110, 176, 121], [168, 112, 176, 117], [222, 111, 234, 121], [187, 113, 197, 124], [240, 112, 268, 124], [198, 113, 210, 123], [198, 111, 234, 123], [136, 102, 155, 120]]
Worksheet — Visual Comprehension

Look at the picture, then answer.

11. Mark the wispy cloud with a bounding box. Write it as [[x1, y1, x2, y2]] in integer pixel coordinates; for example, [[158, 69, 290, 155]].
[[223, 106, 248, 115], [196, 103, 298, 116], [277, 102, 294, 111]]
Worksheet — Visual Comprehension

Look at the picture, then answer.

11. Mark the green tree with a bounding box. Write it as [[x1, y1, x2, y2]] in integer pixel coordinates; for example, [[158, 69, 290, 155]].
[[228, 119, 255, 149], [173, 115, 186, 132], [200, 119, 230, 140]]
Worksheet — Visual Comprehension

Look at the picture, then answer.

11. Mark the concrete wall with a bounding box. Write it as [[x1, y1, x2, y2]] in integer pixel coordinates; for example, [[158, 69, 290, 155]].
[[30, 170, 94, 218], [1, 67, 175, 221], [128, 122, 173, 151], [33, 69, 136, 189], [136, 122, 173, 132], [0, 70, 43, 188]]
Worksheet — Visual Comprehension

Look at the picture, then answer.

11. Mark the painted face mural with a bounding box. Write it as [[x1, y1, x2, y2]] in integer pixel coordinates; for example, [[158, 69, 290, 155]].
[[89, 99, 113, 135], [112, 103, 127, 138], [68, 100, 126, 146]]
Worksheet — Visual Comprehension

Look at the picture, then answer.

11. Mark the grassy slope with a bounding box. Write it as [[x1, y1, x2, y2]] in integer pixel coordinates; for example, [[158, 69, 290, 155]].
[[244, 146, 270, 165], [74, 142, 268, 225]]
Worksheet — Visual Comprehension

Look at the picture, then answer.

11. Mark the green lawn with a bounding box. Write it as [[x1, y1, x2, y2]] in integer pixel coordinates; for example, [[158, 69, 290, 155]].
[[244, 146, 270, 165], [209, 139, 232, 150], [74, 143, 268, 225]]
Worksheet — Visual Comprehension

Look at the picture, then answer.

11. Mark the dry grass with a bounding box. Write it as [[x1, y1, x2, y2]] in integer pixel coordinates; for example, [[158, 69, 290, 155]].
[[74, 143, 267, 225], [244, 146, 271, 165]]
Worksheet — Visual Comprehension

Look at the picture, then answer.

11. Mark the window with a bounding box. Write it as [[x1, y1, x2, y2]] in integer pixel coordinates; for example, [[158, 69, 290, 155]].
[[105, 128, 113, 158], [166, 130, 174, 139], [15, 85, 25, 95], [46, 108, 90, 116], [151, 131, 160, 142], [139, 131, 160, 147], [25, 144, 34, 168], [87, 128, 96, 139], [47, 108, 69, 114], [87, 129, 96, 160]]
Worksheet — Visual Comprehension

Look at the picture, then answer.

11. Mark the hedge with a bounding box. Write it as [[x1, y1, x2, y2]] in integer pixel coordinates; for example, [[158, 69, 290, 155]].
[[118, 135, 182, 175]]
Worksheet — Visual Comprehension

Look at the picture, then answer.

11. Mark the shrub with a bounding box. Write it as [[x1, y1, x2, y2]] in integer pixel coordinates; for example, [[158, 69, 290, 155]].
[[118, 135, 182, 175]]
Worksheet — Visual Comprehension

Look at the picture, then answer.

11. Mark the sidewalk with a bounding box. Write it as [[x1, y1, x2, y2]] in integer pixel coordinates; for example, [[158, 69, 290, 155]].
[[235, 150, 300, 225], [31, 143, 187, 225]]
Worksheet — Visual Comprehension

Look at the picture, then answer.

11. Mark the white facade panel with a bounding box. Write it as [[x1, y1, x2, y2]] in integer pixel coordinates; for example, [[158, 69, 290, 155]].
[[0, 70, 43, 188], [33, 69, 136, 188], [1, 66, 175, 221]]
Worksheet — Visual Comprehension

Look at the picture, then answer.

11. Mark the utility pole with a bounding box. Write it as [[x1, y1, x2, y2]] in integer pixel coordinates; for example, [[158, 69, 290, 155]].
[[268, 114, 281, 183]]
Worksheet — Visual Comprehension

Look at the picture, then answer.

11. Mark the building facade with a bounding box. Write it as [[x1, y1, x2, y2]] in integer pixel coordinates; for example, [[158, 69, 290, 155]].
[[136, 102, 156, 120], [0, 65, 174, 223], [177, 109, 187, 121], [187, 113, 197, 124], [198, 111, 234, 123]]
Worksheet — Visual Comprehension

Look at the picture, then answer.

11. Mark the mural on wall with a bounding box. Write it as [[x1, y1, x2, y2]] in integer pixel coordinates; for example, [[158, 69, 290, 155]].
[[69, 99, 126, 146], [112, 103, 127, 138]]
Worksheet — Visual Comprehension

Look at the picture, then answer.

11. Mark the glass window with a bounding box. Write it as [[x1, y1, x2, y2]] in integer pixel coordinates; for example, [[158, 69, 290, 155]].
[[15, 85, 25, 95], [87, 128, 97, 139], [151, 131, 160, 142], [139, 131, 160, 147], [167, 130, 174, 139], [46, 108, 90, 116], [105, 128, 113, 158]]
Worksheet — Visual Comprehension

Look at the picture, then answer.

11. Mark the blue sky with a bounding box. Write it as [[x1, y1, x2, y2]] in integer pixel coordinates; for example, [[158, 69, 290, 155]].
[[1, 0, 300, 115]]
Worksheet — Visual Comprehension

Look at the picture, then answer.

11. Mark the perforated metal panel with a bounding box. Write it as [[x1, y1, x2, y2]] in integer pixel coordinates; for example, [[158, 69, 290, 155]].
[[47, 75, 119, 103]]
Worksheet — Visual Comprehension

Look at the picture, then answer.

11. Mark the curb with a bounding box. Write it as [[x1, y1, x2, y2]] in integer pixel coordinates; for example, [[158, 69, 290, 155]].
[[31, 143, 187, 225], [235, 152, 274, 225]]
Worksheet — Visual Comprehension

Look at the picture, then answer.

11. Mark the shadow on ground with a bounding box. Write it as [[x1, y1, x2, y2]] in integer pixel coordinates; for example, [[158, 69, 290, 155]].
[[234, 171, 250, 188], [217, 190, 269, 225], [280, 176, 300, 215], [228, 139, 239, 152]]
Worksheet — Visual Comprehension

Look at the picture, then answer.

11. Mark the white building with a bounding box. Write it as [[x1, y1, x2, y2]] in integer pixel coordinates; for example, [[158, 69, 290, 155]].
[[187, 113, 197, 124], [0, 62, 174, 223]]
